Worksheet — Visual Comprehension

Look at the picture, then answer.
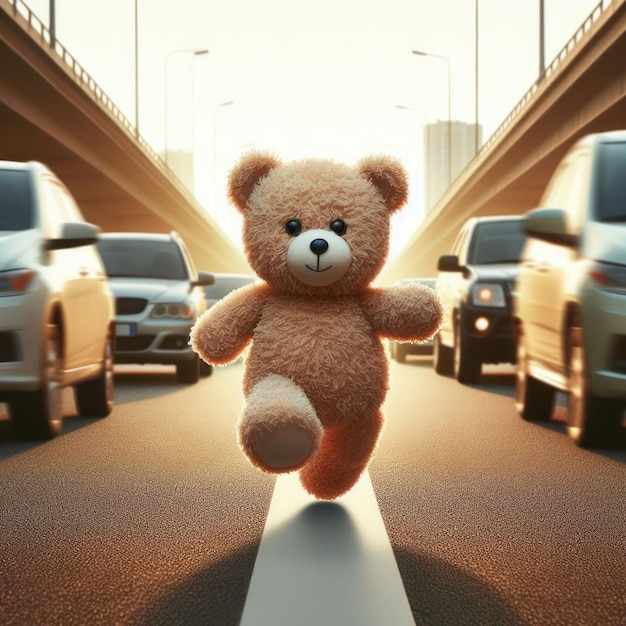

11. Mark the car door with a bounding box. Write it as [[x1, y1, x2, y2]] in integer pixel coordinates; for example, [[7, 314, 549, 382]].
[[41, 175, 109, 370], [436, 224, 470, 346], [521, 152, 587, 374]]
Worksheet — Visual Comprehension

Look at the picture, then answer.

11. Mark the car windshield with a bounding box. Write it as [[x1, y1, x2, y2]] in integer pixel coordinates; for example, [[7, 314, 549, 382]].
[[595, 142, 626, 222], [204, 276, 256, 300], [97, 239, 188, 280], [0, 169, 33, 231], [468, 220, 526, 265]]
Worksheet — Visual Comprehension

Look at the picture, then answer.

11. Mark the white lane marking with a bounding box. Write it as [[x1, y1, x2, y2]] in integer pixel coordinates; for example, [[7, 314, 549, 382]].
[[240, 471, 415, 626]]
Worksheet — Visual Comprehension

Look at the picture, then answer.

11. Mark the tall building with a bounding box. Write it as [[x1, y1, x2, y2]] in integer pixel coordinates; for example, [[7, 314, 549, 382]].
[[165, 150, 195, 194], [425, 121, 482, 211]]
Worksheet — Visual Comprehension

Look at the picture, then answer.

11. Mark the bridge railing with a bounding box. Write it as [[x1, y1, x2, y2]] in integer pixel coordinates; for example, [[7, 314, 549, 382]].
[[3, 0, 196, 197], [433, 0, 609, 211]]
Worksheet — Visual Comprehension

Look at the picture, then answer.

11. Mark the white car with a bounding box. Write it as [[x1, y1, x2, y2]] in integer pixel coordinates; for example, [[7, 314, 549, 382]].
[[514, 130, 626, 447], [0, 161, 115, 439], [96, 232, 215, 383]]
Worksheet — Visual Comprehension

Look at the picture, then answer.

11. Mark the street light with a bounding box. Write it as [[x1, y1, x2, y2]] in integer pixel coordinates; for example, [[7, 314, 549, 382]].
[[135, 0, 139, 137], [164, 48, 209, 166], [411, 50, 451, 188]]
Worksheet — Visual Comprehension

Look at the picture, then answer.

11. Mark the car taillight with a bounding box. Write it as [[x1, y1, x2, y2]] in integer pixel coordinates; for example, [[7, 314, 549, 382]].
[[589, 263, 626, 294], [0, 269, 36, 295]]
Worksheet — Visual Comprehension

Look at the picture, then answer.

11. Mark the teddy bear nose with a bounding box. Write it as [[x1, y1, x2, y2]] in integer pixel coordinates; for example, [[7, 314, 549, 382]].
[[310, 238, 329, 255]]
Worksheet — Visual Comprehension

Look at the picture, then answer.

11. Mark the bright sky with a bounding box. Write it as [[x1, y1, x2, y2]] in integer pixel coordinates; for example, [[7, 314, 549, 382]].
[[28, 0, 601, 257]]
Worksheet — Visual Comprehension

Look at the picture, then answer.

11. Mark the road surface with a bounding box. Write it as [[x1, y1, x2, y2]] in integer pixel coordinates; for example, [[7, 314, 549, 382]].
[[0, 358, 624, 625]]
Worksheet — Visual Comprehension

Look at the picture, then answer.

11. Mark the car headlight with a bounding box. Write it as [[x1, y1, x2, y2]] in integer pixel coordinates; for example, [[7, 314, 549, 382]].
[[589, 263, 626, 295], [150, 302, 195, 319], [471, 283, 506, 307], [0, 269, 36, 296]]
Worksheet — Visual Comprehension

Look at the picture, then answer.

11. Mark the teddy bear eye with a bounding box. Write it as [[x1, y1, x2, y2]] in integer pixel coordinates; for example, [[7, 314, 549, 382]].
[[285, 219, 302, 236], [330, 219, 347, 235]]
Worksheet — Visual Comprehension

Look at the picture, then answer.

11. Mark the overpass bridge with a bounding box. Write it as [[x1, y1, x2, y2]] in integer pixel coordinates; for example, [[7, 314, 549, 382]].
[[2, 0, 625, 283], [382, 0, 626, 283], [0, 0, 250, 275]]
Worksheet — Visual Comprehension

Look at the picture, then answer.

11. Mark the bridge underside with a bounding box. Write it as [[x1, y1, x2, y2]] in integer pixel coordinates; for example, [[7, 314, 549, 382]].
[[0, 104, 174, 234]]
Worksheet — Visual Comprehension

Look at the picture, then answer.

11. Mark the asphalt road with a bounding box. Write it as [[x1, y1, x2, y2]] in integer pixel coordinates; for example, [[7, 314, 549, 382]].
[[0, 358, 624, 625]]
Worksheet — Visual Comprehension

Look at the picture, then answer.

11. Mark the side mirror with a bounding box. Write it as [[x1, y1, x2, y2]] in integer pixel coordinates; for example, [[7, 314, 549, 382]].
[[45, 222, 100, 251], [523, 208, 579, 248], [193, 271, 216, 287], [437, 254, 463, 272]]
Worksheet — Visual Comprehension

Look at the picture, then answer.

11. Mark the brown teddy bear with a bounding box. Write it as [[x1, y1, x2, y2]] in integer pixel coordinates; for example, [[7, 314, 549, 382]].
[[190, 151, 443, 500]]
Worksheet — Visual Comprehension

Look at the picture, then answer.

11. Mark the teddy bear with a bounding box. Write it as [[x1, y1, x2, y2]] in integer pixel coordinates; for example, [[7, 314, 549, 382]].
[[190, 150, 443, 500]]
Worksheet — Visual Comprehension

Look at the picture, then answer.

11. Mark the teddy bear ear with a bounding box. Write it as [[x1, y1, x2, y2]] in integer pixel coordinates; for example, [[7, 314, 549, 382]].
[[227, 150, 281, 213], [358, 155, 409, 213]]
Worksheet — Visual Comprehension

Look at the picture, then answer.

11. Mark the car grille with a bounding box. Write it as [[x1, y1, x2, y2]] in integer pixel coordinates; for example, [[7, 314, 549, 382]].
[[116, 297, 148, 315]]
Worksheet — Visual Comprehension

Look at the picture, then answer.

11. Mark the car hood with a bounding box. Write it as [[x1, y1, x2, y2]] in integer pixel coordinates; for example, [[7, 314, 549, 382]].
[[471, 264, 519, 281], [107, 277, 191, 302], [584, 222, 626, 265], [0, 230, 41, 269]]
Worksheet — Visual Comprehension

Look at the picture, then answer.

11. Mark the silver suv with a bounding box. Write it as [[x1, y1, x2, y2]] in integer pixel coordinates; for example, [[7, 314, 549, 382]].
[[0, 161, 115, 439], [514, 131, 626, 447], [96, 232, 214, 384]]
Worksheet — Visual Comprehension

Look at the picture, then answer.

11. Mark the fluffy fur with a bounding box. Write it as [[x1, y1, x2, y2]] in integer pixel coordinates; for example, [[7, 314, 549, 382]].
[[191, 150, 444, 500]]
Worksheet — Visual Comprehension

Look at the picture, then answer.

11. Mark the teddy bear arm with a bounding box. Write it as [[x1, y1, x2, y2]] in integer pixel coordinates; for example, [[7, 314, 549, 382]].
[[360, 285, 444, 342], [190, 284, 267, 365]]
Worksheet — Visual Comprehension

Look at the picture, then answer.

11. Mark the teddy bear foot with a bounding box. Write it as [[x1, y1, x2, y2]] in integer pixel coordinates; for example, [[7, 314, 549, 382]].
[[238, 374, 323, 473], [253, 424, 314, 470], [299, 462, 367, 501]]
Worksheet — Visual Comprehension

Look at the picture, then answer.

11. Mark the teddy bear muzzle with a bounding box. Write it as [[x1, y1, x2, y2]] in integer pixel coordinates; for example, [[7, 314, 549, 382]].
[[286, 228, 352, 286]]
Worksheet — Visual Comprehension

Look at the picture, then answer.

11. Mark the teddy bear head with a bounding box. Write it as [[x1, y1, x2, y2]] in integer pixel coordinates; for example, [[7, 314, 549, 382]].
[[227, 151, 408, 296]]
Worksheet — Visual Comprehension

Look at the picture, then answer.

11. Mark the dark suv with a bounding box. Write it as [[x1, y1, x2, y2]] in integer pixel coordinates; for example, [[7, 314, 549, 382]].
[[433, 215, 526, 383]]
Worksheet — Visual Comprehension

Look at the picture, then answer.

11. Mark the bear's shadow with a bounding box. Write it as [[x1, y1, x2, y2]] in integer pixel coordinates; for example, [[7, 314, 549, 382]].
[[132, 501, 525, 626]]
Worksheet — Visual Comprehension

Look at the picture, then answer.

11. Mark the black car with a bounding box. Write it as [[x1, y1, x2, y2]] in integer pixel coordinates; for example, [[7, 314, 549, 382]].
[[433, 216, 526, 383]]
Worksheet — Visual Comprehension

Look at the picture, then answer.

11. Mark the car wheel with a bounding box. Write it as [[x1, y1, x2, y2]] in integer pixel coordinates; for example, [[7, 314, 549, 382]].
[[10, 324, 63, 439], [566, 325, 623, 448], [199, 360, 213, 377], [454, 320, 481, 384], [395, 342, 407, 363], [177, 356, 200, 384], [75, 328, 114, 417], [433, 333, 454, 376], [515, 323, 554, 421]]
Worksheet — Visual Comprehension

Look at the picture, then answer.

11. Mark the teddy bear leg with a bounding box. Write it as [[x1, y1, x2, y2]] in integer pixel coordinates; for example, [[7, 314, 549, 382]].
[[238, 374, 323, 474], [299, 410, 384, 500]]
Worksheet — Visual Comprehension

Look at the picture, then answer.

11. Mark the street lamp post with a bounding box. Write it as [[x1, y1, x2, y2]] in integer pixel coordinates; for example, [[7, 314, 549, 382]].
[[475, 0, 480, 154], [164, 48, 209, 166], [412, 50, 451, 188], [135, 0, 139, 137]]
